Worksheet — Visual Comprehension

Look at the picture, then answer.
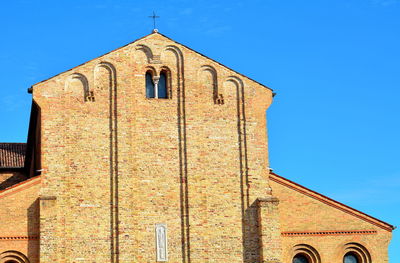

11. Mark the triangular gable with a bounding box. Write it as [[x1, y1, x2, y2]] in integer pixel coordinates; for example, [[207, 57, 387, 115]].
[[269, 172, 394, 232], [31, 32, 272, 91]]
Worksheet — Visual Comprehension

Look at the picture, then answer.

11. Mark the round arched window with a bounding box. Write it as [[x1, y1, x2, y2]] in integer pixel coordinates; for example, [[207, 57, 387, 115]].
[[344, 252, 359, 263], [293, 254, 309, 263]]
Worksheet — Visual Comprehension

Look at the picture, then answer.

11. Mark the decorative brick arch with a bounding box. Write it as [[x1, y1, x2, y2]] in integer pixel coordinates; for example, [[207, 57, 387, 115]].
[[199, 65, 222, 104], [340, 242, 372, 263], [94, 62, 117, 96], [290, 244, 321, 263], [136, 44, 154, 63], [65, 73, 92, 102], [0, 251, 30, 263]]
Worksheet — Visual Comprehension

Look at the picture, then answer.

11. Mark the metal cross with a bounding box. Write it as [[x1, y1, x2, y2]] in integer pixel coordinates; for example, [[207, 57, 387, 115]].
[[148, 11, 160, 30]]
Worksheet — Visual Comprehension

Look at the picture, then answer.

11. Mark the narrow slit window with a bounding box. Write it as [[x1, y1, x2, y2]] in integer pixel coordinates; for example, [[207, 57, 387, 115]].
[[158, 71, 168, 99], [146, 71, 155, 98]]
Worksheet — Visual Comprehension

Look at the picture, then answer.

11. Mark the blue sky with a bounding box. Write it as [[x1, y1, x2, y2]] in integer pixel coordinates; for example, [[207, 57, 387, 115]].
[[1, 0, 399, 260]]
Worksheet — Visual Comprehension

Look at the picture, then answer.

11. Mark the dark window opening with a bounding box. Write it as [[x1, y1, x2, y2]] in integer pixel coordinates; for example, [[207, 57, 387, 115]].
[[344, 253, 359, 263], [293, 254, 309, 263], [158, 71, 168, 99], [146, 71, 155, 98]]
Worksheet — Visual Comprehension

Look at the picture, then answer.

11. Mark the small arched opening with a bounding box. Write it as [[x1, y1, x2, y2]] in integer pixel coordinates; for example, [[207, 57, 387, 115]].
[[293, 253, 310, 263], [158, 70, 168, 99], [341, 243, 371, 263], [290, 244, 321, 263], [145, 70, 155, 98]]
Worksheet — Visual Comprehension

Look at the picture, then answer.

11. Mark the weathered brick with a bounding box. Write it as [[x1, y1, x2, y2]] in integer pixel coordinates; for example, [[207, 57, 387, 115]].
[[0, 31, 393, 263]]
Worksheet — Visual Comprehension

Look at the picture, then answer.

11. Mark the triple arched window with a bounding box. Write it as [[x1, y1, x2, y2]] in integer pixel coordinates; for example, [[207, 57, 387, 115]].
[[146, 70, 169, 99]]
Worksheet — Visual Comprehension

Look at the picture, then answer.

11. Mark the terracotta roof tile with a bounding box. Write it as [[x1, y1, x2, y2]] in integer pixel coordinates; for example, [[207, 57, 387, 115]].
[[0, 143, 26, 168]]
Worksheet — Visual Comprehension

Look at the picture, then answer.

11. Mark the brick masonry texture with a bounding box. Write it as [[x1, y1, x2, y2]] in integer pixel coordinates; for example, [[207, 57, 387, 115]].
[[269, 174, 392, 263], [0, 176, 40, 263], [0, 32, 393, 263]]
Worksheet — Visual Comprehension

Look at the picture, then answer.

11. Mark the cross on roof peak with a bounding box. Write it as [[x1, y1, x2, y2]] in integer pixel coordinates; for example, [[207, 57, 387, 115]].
[[148, 11, 160, 32]]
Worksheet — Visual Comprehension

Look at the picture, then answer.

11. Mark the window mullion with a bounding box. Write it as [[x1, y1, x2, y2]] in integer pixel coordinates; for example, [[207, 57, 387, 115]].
[[153, 76, 160, 99]]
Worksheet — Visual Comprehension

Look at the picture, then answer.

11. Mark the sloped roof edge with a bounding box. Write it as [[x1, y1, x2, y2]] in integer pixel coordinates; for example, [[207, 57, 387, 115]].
[[31, 32, 272, 91], [270, 172, 395, 232], [157, 32, 272, 91], [0, 175, 41, 200]]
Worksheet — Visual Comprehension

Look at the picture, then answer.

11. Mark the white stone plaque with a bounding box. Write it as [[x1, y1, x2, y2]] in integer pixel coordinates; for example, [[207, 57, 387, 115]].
[[155, 223, 168, 261]]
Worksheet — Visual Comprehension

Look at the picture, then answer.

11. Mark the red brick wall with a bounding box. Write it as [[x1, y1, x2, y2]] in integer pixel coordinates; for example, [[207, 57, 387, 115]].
[[0, 176, 40, 263], [270, 174, 392, 263]]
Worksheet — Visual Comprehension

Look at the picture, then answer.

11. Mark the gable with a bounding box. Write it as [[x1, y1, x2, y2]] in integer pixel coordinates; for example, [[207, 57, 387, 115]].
[[270, 173, 394, 232], [31, 32, 272, 93]]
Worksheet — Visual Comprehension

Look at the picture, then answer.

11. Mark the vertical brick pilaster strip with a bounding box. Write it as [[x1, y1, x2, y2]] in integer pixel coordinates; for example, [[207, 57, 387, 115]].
[[109, 65, 119, 263], [39, 196, 57, 263], [166, 45, 191, 263], [178, 48, 191, 263], [257, 197, 283, 263], [234, 77, 255, 261], [234, 77, 250, 211]]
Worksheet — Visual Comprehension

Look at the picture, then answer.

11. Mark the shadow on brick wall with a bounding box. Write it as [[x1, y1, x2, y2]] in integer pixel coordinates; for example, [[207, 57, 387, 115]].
[[243, 202, 261, 263], [27, 199, 40, 263], [0, 171, 28, 190], [233, 78, 261, 263]]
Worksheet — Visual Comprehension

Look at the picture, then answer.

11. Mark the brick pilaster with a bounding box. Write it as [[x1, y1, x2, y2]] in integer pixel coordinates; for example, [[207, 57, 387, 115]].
[[258, 197, 282, 263], [39, 196, 57, 263]]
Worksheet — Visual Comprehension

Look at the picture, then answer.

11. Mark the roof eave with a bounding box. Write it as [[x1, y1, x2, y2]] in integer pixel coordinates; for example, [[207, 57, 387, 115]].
[[270, 172, 395, 232]]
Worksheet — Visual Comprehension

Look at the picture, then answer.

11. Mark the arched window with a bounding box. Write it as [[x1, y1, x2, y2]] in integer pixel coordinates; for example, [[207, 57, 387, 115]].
[[341, 242, 371, 263], [145, 70, 169, 99], [158, 71, 168, 99], [293, 254, 309, 263], [0, 250, 30, 263], [344, 253, 359, 263], [146, 71, 155, 98]]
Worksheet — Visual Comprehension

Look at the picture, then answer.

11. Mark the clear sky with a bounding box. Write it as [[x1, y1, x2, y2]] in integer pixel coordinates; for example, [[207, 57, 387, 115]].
[[1, 0, 399, 260]]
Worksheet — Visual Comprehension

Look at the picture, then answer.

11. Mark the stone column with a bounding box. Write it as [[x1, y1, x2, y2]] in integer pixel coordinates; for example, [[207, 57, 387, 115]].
[[153, 76, 160, 98], [257, 197, 283, 263]]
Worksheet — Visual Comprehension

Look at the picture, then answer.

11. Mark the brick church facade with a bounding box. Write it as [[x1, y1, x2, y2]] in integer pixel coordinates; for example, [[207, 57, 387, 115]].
[[0, 31, 394, 263]]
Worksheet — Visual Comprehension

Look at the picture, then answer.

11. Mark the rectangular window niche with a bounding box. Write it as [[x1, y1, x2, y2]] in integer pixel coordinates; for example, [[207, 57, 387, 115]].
[[155, 223, 168, 261]]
